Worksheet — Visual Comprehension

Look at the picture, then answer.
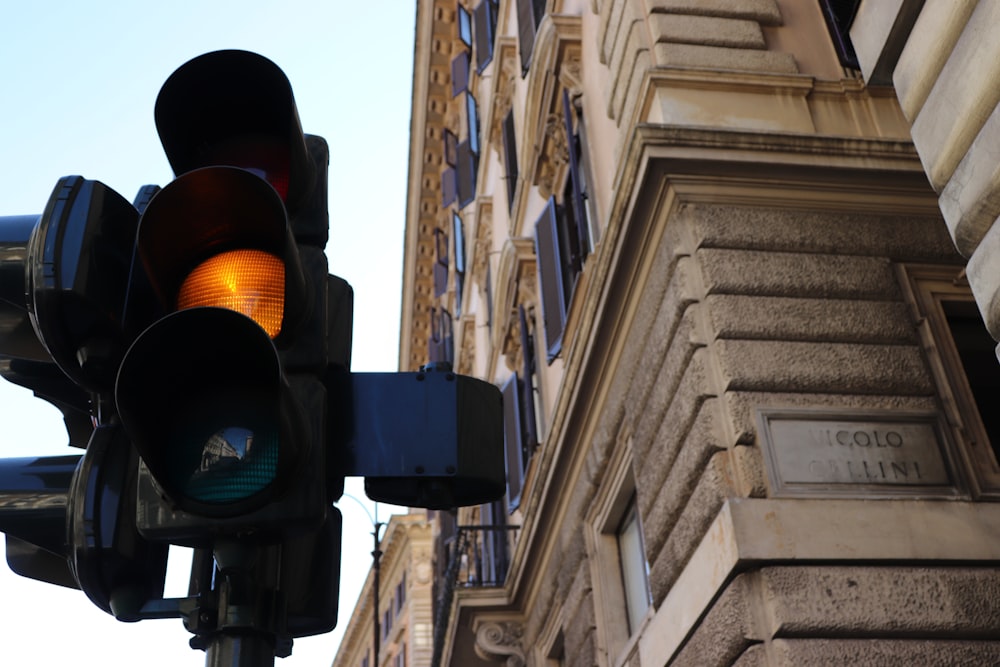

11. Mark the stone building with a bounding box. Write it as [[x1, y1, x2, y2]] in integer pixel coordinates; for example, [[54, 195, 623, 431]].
[[332, 511, 435, 667], [396, 0, 1000, 665]]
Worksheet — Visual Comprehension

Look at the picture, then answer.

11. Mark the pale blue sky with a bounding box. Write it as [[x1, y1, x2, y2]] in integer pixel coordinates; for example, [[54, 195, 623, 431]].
[[0, 2, 414, 664]]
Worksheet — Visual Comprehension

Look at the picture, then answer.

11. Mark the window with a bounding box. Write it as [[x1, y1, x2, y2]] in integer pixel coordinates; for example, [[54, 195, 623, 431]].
[[480, 499, 510, 584], [451, 48, 470, 97], [617, 499, 651, 633], [428, 307, 454, 365], [586, 438, 650, 661], [454, 212, 466, 315], [394, 644, 407, 667], [396, 572, 406, 614], [473, 0, 498, 73], [818, 0, 861, 68], [433, 228, 449, 298], [534, 92, 596, 362], [361, 654, 369, 667], [456, 140, 478, 209], [442, 129, 459, 207], [458, 3, 472, 47], [501, 109, 518, 212], [902, 265, 1000, 496], [382, 607, 391, 640], [501, 306, 540, 510], [516, 0, 547, 74]]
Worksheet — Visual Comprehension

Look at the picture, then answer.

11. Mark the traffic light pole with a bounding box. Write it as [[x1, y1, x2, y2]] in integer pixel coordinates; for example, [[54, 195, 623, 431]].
[[205, 634, 277, 667]]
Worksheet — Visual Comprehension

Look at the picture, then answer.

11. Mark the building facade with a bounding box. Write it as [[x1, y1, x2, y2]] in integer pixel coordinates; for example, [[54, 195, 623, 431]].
[[332, 511, 435, 667], [398, 1, 1000, 665]]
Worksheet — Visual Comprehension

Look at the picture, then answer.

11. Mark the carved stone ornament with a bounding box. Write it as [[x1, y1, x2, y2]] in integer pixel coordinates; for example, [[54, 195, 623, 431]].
[[535, 111, 569, 199], [473, 202, 494, 288], [474, 621, 526, 667], [457, 315, 476, 376]]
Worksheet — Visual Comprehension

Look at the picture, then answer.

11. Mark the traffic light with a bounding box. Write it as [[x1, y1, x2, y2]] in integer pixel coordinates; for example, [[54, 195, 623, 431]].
[[115, 50, 337, 546], [0, 179, 169, 619], [112, 50, 344, 644]]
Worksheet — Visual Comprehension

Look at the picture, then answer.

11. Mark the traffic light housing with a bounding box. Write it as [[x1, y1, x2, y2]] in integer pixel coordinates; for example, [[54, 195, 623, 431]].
[[115, 51, 334, 547]]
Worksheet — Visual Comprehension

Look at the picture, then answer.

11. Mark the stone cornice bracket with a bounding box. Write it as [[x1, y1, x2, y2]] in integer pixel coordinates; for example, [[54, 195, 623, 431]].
[[474, 621, 526, 667]]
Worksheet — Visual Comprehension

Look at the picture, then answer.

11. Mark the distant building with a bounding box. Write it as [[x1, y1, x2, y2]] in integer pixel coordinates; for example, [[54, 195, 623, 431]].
[[332, 511, 434, 667], [395, 1, 1000, 665]]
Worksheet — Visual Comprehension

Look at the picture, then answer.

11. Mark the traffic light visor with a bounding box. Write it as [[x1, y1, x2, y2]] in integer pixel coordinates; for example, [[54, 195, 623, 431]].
[[132, 166, 306, 341]]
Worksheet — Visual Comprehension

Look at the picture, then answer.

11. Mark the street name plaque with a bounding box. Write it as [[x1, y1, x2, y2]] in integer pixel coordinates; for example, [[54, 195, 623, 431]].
[[756, 409, 965, 498]]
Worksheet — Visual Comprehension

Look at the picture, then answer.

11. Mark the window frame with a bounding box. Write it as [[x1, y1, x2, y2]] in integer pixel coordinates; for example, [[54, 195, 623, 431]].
[[900, 264, 1000, 497], [585, 436, 651, 663]]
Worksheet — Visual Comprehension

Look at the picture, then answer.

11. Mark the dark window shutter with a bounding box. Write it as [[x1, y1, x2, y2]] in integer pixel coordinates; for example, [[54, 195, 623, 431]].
[[473, 0, 496, 73], [454, 213, 466, 316], [516, 0, 537, 75], [453, 212, 466, 274], [485, 261, 494, 332], [456, 139, 478, 208], [562, 89, 589, 260], [518, 304, 538, 453], [428, 308, 454, 365], [534, 197, 566, 362], [451, 50, 470, 98], [443, 129, 458, 167], [434, 228, 449, 298], [466, 92, 480, 154], [441, 166, 457, 208], [502, 373, 524, 510], [501, 109, 518, 212]]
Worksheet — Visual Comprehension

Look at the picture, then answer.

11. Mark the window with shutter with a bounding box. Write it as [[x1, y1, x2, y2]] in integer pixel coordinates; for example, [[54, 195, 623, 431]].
[[443, 128, 458, 167], [534, 197, 567, 361], [516, 0, 546, 75], [517, 304, 539, 457], [428, 307, 454, 365], [457, 2, 472, 47], [441, 166, 457, 208], [516, 0, 537, 75], [466, 92, 480, 154], [473, 0, 497, 73], [456, 139, 478, 208], [451, 50, 470, 98], [433, 228, 449, 298], [453, 212, 465, 316], [501, 373, 525, 508], [501, 108, 518, 212], [562, 90, 591, 261]]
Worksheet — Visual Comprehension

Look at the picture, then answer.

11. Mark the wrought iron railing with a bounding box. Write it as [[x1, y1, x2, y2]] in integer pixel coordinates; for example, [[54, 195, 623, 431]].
[[430, 524, 520, 667], [454, 524, 519, 588]]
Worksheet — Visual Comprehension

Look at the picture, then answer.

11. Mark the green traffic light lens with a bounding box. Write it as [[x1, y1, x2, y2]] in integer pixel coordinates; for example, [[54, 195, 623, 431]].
[[181, 425, 280, 503]]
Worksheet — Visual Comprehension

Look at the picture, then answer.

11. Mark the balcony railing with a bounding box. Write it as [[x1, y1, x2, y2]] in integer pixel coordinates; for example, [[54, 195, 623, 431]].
[[455, 524, 519, 588], [431, 524, 520, 667]]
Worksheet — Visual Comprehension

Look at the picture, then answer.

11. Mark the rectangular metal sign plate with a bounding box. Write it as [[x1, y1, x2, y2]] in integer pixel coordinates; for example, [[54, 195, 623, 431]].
[[756, 408, 965, 498]]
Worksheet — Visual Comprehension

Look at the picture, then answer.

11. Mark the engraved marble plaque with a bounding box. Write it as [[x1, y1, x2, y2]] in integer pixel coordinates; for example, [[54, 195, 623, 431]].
[[757, 409, 964, 498]]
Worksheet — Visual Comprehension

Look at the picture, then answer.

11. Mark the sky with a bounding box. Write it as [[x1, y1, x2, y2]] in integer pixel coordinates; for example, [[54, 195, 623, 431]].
[[0, 2, 414, 664]]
